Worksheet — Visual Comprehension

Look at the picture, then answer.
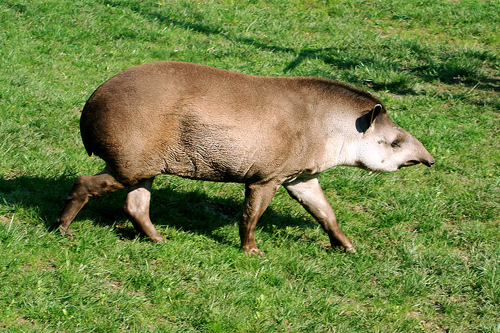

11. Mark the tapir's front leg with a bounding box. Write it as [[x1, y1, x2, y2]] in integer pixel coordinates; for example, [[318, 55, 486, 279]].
[[239, 182, 280, 256], [284, 176, 356, 253]]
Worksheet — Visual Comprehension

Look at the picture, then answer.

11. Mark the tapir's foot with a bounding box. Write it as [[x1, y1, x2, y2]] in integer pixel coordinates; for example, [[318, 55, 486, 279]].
[[342, 245, 356, 253], [242, 246, 266, 257], [328, 244, 356, 253], [149, 234, 164, 243], [58, 225, 74, 239], [329, 238, 356, 253]]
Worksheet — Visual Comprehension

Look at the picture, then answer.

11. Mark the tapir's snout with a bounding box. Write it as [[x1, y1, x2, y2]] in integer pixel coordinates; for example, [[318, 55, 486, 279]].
[[401, 142, 435, 169], [420, 148, 435, 167], [422, 158, 435, 167], [409, 135, 434, 168]]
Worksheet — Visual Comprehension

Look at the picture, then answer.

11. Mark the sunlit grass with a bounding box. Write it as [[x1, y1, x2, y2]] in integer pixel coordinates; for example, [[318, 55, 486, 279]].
[[1, 0, 499, 331]]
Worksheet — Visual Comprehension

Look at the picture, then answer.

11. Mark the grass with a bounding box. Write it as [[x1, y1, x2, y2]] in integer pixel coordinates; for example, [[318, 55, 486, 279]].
[[1, 0, 499, 331]]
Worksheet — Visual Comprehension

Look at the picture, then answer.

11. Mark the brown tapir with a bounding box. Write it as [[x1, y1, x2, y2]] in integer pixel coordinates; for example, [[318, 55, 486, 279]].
[[57, 61, 434, 255]]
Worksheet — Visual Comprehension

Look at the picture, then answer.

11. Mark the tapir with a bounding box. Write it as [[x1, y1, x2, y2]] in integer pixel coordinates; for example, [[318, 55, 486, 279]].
[[57, 61, 434, 255]]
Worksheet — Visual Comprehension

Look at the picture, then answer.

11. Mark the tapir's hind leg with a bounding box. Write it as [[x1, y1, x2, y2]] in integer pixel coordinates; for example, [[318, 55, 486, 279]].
[[284, 176, 356, 253], [124, 177, 163, 243], [57, 168, 126, 237]]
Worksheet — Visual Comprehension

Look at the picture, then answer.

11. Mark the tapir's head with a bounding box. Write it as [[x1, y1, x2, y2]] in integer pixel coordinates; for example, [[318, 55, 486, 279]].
[[351, 104, 434, 172]]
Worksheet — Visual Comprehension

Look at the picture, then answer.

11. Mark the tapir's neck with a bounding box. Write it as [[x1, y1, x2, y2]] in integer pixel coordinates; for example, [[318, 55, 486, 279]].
[[323, 135, 360, 170], [313, 114, 362, 172], [293, 78, 383, 173]]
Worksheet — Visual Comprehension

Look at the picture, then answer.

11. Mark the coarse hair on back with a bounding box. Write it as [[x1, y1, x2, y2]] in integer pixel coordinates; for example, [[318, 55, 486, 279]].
[[297, 77, 382, 109]]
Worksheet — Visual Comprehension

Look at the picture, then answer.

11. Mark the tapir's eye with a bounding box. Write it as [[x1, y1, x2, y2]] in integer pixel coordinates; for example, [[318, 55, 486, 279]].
[[391, 140, 400, 148]]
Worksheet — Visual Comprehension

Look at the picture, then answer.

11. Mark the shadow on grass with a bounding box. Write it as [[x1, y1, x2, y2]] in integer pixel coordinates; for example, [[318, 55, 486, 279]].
[[101, 0, 499, 96], [0, 175, 316, 249]]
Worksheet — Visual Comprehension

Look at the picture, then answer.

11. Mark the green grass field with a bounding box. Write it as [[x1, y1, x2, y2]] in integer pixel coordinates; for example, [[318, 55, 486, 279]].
[[1, 0, 499, 331]]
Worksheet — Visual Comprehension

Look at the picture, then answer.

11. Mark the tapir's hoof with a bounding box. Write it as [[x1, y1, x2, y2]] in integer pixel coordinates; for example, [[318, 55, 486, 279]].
[[327, 244, 356, 253], [150, 235, 165, 243], [59, 226, 74, 239], [243, 247, 266, 257], [344, 245, 356, 253]]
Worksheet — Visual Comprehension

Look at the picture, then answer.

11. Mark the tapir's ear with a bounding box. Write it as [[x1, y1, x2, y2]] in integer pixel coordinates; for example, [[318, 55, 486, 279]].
[[370, 104, 384, 123], [355, 104, 385, 133]]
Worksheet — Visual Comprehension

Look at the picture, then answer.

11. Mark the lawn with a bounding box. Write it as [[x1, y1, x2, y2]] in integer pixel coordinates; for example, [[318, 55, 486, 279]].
[[0, 0, 499, 331]]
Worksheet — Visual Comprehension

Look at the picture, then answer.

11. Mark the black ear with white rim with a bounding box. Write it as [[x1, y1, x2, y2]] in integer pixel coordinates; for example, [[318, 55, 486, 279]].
[[355, 104, 384, 133]]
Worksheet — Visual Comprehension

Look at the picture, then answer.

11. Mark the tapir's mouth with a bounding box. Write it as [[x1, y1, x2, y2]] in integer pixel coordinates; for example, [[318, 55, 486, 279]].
[[422, 160, 434, 167], [400, 160, 421, 168], [401, 159, 434, 168]]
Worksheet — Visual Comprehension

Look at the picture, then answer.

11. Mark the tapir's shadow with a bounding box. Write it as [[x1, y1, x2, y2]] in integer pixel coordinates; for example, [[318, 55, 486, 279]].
[[0, 175, 316, 248]]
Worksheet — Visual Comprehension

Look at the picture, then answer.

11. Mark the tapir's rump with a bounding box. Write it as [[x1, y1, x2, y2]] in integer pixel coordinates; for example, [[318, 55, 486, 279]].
[[58, 61, 434, 255]]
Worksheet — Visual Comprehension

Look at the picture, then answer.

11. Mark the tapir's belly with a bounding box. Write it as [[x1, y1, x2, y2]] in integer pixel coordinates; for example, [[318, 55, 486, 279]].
[[161, 146, 251, 182]]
